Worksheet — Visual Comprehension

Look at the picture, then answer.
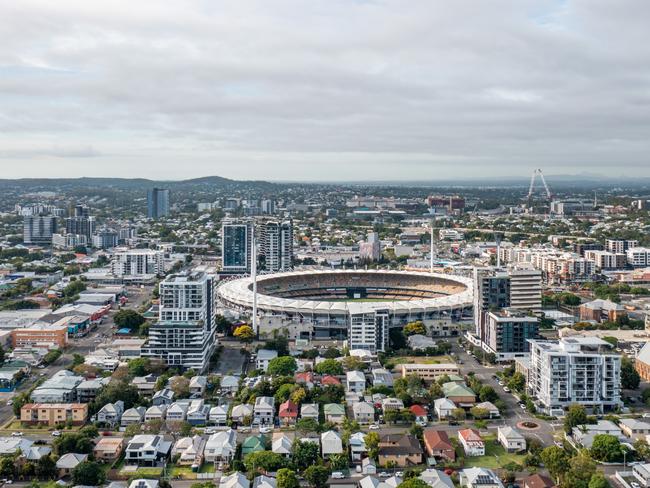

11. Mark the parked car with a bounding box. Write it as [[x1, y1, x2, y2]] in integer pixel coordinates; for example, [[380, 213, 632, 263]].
[[51, 431, 61, 437], [11, 432, 23, 437], [331, 472, 345, 479], [369, 424, 380, 430], [379, 472, 390, 478]]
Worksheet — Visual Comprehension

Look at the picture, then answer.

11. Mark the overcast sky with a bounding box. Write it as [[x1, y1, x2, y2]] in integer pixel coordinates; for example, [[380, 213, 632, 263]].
[[1, 0, 649, 181]]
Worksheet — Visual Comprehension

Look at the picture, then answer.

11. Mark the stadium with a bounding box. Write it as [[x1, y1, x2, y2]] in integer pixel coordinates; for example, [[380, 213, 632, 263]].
[[217, 269, 473, 351]]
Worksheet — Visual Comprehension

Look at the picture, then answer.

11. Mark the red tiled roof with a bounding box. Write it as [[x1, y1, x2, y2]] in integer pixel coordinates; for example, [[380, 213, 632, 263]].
[[459, 428, 482, 442], [321, 375, 341, 385], [279, 400, 298, 417], [410, 404, 427, 416]]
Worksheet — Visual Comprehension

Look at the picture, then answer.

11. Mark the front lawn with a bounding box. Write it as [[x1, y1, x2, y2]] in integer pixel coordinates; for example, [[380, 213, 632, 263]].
[[119, 466, 164, 477], [462, 438, 526, 469], [169, 463, 197, 479]]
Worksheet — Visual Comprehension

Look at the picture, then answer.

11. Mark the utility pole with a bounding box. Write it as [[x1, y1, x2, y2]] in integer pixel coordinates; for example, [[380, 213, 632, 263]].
[[430, 215, 436, 274]]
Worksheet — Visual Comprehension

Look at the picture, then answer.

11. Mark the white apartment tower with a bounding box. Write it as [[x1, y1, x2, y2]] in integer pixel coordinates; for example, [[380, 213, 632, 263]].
[[111, 249, 165, 277], [347, 309, 389, 353], [143, 270, 217, 372], [261, 220, 293, 272], [508, 265, 542, 313], [527, 337, 621, 415]]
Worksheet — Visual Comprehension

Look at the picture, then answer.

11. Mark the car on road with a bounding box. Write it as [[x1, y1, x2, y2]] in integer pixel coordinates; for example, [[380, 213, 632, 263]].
[[5, 400, 12, 406], [369, 424, 380, 430], [416, 420, 427, 427], [503, 386, 511, 392], [11, 432, 23, 437], [395, 472, 403, 478], [331, 472, 345, 479], [205, 428, 216, 435], [631, 482, 640, 488], [51, 431, 61, 437], [520, 404, 526, 410], [238, 427, 251, 433], [378, 472, 390, 478]]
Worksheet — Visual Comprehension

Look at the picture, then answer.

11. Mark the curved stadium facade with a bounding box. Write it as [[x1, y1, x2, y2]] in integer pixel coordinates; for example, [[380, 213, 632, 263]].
[[217, 269, 473, 352]]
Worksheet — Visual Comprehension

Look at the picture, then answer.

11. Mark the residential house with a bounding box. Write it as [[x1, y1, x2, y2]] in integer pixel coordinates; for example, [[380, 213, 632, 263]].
[[205, 429, 237, 464], [353, 401, 375, 424], [423, 429, 455, 462], [295, 372, 315, 389], [256, 349, 278, 371], [377, 434, 423, 467], [474, 401, 500, 419], [346, 370, 366, 393], [300, 403, 319, 420], [634, 463, 650, 488], [231, 404, 254, 424], [145, 405, 167, 422], [459, 467, 504, 488], [358, 475, 402, 488], [498, 426, 526, 452], [362, 457, 377, 475], [572, 420, 624, 448], [125, 435, 172, 466], [349, 432, 368, 462], [190, 376, 207, 395], [76, 378, 109, 403], [522, 474, 555, 488], [419, 469, 455, 488], [620, 418, 650, 440], [187, 400, 210, 426], [56, 453, 88, 477], [410, 405, 428, 423], [254, 396, 275, 426], [221, 472, 250, 488], [321, 430, 343, 459], [121, 406, 146, 427], [442, 382, 476, 405], [253, 475, 277, 488], [321, 375, 341, 387], [433, 398, 456, 420], [209, 405, 229, 426], [129, 480, 159, 488], [242, 435, 266, 457], [458, 429, 484, 457], [93, 437, 125, 462], [97, 400, 124, 427], [172, 435, 206, 466], [132, 374, 157, 395], [272, 433, 293, 458], [152, 388, 175, 406], [166, 401, 190, 424], [381, 397, 404, 412], [221, 375, 240, 394], [0, 437, 34, 456], [279, 400, 298, 425], [31, 370, 83, 403], [324, 403, 346, 424], [371, 368, 394, 388]]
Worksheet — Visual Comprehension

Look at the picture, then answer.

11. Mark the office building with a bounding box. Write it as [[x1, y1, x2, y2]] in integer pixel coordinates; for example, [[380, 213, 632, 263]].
[[111, 249, 165, 277], [527, 337, 621, 415], [260, 220, 293, 272], [483, 309, 538, 361], [143, 269, 217, 372], [65, 205, 96, 241], [147, 188, 170, 219], [23, 215, 57, 245], [221, 219, 253, 274], [359, 232, 382, 261]]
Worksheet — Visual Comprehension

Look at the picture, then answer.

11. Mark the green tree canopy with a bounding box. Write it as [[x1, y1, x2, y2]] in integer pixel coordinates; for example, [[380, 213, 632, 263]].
[[267, 356, 298, 376], [72, 461, 106, 486], [314, 359, 344, 376]]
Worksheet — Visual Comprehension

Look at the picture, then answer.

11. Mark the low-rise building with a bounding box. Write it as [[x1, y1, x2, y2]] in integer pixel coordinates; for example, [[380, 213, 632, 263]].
[[377, 434, 423, 467], [620, 418, 650, 439], [254, 396, 275, 426], [441, 382, 475, 405], [346, 370, 366, 393], [121, 407, 146, 426], [256, 349, 278, 371], [301, 403, 319, 420], [423, 429, 455, 462], [497, 426, 526, 452], [433, 398, 456, 420], [324, 403, 346, 424], [56, 453, 88, 477], [93, 437, 125, 462], [353, 401, 375, 424], [458, 429, 484, 457], [400, 364, 460, 383], [204, 429, 237, 464], [321, 430, 343, 459], [459, 467, 504, 488], [125, 435, 172, 466], [12, 325, 68, 349], [21, 403, 88, 426]]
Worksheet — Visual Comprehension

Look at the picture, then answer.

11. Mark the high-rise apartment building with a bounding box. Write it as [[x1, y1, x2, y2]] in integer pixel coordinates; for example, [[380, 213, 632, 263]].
[[359, 232, 382, 261], [508, 266, 542, 313], [111, 249, 165, 277], [23, 215, 58, 245], [143, 270, 216, 372], [606, 239, 639, 254], [147, 188, 170, 219], [348, 310, 389, 353], [527, 337, 621, 415], [260, 220, 293, 272], [483, 309, 538, 361], [65, 205, 96, 241], [473, 268, 510, 340], [221, 219, 253, 274], [92, 230, 119, 250]]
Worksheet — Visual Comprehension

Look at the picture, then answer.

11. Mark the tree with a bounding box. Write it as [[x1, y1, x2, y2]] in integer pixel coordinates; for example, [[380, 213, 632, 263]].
[[365, 432, 380, 460], [293, 440, 320, 470], [113, 309, 146, 330], [35, 455, 57, 480], [563, 451, 596, 488], [0, 344, 4, 365], [267, 356, 298, 376], [170, 376, 191, 398], [470, 407, 489, 420], [621, 357, 641, 390], [478, 385, 498, 403], [244, 451, 285, 473], [564, 404, 588, 434], [342, 356, 366, 371], [291, 387, 306, 405], [296, 418, 320, 434], [314, 359, 344, 375], [72, 461, 106, 486], [329, 453, 349, 471], [0, 457, 15, 477], [540, 446, 570, 484], [588, 473, 610, 488], [635, 439, 650, 461], [93, 381, 140, 411], [128, 358, 152, 376], [397, 480, 429, 488], [234, 325, 255, 342], [451, 408, 466, 421], [277, 469, 300, 488], [403, 321, 427, 337], [506, 372, 526, 393], [590, 434, 624, 462], [323, 347, 340, 359], [304, 465, 330, 488]]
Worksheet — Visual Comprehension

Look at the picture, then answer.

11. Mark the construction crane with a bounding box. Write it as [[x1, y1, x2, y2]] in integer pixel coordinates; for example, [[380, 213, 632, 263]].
[[527, 168, 553, 207]]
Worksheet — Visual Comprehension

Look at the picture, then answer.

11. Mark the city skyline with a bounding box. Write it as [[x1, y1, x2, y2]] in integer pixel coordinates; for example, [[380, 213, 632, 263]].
[[2, 1, 650, 180]]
